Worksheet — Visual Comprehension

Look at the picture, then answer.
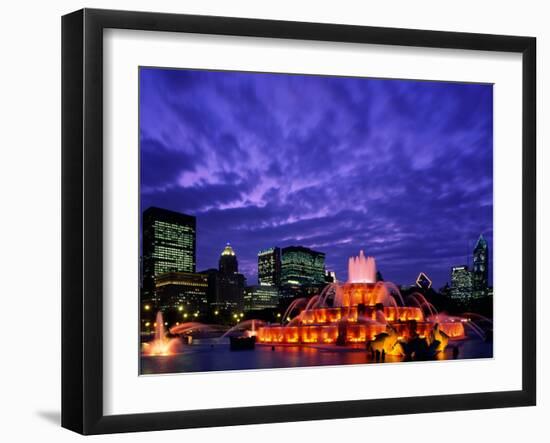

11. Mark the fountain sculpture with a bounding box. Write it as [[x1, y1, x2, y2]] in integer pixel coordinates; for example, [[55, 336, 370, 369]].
[[257, 251, 466, 355]]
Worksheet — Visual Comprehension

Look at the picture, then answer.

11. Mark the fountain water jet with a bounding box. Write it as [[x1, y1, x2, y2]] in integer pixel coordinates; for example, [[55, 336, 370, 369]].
[[282, 298, 308, 324], [305, 295, 321, 311], [348, 250, 377, 283], [462, 313, 493, 325], [407, 293, 438, 318], [462, 320, 486, 340], [221, 319, 266, 339], [142, 311, 182, 356], [169, 322, 215, 335]]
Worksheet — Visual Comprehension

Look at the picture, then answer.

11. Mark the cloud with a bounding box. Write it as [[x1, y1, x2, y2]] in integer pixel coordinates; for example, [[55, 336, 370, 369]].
[[140, 136, 199, 189], [139, 68, 493, 287]]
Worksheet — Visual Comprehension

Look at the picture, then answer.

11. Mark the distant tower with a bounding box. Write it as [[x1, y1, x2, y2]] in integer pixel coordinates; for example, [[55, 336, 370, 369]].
[[219, 243, 238, 275], [472, 234, 489, 298], [217, 243, 245, 310]]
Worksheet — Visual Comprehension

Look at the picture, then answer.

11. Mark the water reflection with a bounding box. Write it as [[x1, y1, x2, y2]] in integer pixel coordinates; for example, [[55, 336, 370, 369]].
[[140, 338, 492, 375]]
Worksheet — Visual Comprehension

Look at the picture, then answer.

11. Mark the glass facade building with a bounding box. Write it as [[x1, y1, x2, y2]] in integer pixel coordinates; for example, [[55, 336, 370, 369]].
[[142, 207, 196, 304], [243, 285, 280, 311], [258, 247, 281, 286], [281, 246, 326, 286], [450, 265, 473, 301], [472, 234, 489, 298]]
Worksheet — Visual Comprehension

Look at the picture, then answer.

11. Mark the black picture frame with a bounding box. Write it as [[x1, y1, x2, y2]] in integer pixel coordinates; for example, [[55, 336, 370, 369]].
[[62, 8, 536, 435]]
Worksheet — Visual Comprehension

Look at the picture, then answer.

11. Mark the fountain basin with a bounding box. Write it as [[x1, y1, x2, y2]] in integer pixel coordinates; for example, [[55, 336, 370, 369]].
[[257, 319, 464, 345], [299, 306, 424, 324]]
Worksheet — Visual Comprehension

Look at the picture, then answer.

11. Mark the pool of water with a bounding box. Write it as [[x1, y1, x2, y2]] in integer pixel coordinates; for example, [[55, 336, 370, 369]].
[[140, 337, 493, 375]]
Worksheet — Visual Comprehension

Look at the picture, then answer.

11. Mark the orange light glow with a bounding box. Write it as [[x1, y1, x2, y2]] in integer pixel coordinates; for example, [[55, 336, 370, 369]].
[[256, 269, 465, 349]]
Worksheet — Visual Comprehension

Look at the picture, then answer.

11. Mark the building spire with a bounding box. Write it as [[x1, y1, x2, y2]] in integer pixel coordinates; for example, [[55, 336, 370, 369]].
[[475, 234, 487, 249], [221, 243, 236, 256]]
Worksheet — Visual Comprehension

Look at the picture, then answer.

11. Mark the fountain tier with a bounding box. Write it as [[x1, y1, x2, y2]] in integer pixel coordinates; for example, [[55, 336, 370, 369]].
[[257, 252, 465, 347]]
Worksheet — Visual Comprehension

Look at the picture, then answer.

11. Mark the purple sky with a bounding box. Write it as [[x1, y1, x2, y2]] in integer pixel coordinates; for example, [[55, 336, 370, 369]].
[[139, 68, 493, 288]]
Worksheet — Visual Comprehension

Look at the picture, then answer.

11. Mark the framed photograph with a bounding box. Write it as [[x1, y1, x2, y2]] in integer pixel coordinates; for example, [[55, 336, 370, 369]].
[[62, 8, 536, 434]]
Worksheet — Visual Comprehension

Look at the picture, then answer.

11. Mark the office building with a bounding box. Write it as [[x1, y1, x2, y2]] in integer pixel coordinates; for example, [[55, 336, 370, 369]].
[[450, 265, 473, 301], [219, 243, 238, 274], [142, 207, 196, 304], [155, 271, 208, 314], [258, 247, 281, 286], [280, 246, 326, 286], [215, 244, 246, 310], [243, 285, 280, 311]]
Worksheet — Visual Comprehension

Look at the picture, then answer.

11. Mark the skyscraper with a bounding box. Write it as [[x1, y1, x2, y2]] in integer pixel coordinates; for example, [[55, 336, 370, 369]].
[[217, 244, 246, 310], [280, 246, 325, 286], [219, 243, 238, 274], [472, 234, 489, 298], [258, 247, 281, 286], [450, 265, 473, 302], [142, 207, 196, 303]]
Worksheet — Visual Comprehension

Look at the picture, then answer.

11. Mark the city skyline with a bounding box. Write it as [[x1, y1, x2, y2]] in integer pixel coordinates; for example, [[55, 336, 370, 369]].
[[142, 204, 490, 290], [140, 68, 493, 288]]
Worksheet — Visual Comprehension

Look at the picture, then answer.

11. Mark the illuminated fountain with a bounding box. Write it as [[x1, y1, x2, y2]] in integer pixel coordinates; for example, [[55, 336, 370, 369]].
[[257, 251, 466, 355], [170, 322, 216, 335], [221, 319, 266, 339], [221, 319, 266, 350], [142, 311, 182, 356]]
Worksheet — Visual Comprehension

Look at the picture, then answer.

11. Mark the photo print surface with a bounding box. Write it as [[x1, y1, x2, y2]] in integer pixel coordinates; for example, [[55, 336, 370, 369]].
[[139, 67, 494, 375]]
